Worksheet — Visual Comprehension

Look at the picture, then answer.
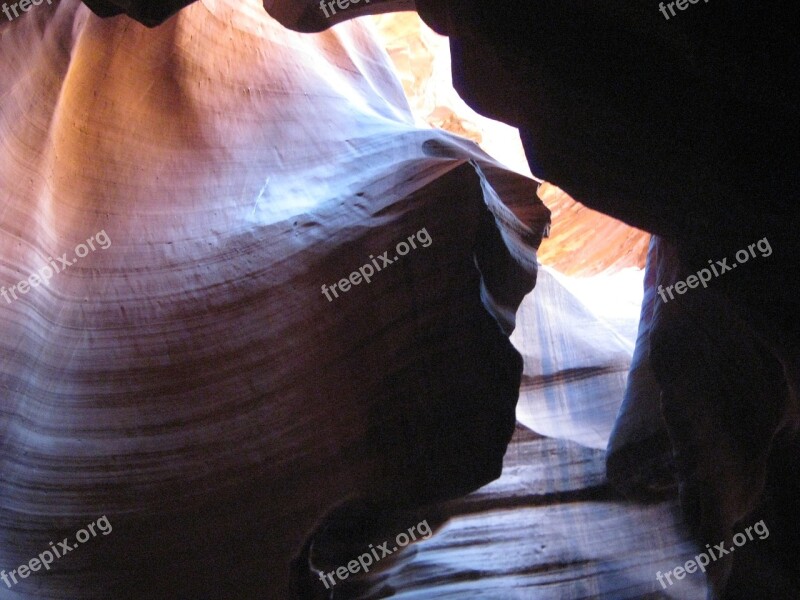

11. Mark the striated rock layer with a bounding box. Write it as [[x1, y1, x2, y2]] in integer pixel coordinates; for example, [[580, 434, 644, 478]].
[[7, 0, 800, 597], [266, 1, 800, 597], [0, 2, 549, 598]]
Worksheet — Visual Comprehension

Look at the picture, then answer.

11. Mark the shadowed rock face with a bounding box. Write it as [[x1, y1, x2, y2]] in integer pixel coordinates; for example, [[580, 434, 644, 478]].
[[411, 4, 798, 597], [400, 3, 799, 597], [81, 0, 194, 26], [645, 236, 798, 596], [0, 2, 549, 597], [81, 0, 414, 30]]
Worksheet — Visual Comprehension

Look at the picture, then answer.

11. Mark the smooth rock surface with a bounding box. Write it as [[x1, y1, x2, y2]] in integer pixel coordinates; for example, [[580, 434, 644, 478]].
[[0, 2, 548, 597]]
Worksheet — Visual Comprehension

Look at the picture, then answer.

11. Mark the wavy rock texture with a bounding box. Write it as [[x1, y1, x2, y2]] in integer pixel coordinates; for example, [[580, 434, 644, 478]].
[[266, 1, 800, 597], [72, 3, 654, 276], [305, 424, 707, 599], [0, 2, 549, 598], [6, 0, 800, 598]]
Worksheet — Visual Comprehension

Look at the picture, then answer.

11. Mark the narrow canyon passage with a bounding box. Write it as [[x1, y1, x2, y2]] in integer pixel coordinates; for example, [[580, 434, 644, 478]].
[[1, 2, 797, 599]]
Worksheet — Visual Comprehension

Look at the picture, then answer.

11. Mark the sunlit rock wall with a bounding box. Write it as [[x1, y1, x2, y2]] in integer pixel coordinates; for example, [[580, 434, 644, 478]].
[[0, 2, 548, 597], [369, 12, 650, 276]]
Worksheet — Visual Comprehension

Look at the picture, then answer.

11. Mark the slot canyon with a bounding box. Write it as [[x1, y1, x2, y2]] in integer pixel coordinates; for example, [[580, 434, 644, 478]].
[[1, 1, 797, 598]]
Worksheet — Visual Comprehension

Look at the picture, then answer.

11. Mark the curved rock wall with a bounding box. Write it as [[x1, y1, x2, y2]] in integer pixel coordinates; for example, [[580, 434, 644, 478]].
[[0, 2, 548, 597], [4, 0, 799, 598]]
